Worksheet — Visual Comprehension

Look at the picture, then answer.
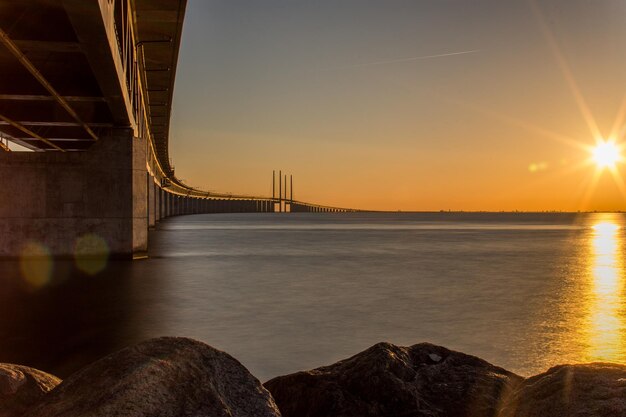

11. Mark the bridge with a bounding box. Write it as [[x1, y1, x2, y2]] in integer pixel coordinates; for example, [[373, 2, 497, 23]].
[[0, 0, 357, 258]]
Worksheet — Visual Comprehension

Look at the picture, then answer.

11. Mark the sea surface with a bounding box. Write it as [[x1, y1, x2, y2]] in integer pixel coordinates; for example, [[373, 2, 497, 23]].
[[2, 212, 626, 380]]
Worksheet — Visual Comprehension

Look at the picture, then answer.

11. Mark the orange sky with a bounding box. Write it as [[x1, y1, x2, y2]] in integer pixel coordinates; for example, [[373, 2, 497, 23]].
[[169, 0, 626, 211]]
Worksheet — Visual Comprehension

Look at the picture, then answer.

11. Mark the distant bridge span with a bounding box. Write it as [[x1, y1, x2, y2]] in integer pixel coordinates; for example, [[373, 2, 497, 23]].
[[0, 0, 358, 258]]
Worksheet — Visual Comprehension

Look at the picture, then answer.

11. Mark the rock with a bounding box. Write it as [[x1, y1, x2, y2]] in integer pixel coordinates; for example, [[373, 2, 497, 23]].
[[264, 342, 522, 417], [499, 363, 626, 417], [23, 337, 281, 417], [0, 363, 61, 417]]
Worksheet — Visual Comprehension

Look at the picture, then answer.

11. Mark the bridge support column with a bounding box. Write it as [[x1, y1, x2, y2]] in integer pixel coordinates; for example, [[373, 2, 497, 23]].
[[164, 192, 170, 218], [159, 187, 165, 221], [0, 128, 148, 258], [160, 189, 165, 219], [174, 195, 180, 216], [154, 184, 161, 223], [148, 177, 156, 227]]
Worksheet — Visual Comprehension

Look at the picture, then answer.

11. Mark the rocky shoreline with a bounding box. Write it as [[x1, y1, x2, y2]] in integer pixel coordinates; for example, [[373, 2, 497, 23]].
[[0, 337, 624, 417]]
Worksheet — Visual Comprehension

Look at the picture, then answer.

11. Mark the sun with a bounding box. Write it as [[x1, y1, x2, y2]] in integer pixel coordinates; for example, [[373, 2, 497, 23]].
[[591, 141, 621, 169]]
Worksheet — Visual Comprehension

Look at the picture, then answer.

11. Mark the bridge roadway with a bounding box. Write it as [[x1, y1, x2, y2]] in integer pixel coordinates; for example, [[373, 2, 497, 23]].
[[0, 0, 357, 258]]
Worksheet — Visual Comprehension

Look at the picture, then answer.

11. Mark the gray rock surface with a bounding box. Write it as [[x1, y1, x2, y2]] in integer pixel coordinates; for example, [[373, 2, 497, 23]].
[[264, 341, 522, 417], [500, 363, 626, 417], [22, 337, 281, 417], [0, 363, 60, 417]]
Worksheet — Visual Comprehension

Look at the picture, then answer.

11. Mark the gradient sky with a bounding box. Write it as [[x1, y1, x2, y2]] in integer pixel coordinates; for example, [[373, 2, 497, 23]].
[[169, 0, 626, 211]]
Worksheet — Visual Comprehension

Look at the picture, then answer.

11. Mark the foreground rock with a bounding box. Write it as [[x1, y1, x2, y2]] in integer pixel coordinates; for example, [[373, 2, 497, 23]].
[[500, 363, 626, 417], [23, 337, 281, 417], [0, 364, 61, 417], [265, 342, 522, 417]]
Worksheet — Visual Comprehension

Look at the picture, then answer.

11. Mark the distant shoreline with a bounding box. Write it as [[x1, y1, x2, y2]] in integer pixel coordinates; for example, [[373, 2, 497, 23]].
[[354, 210, 626, 214]]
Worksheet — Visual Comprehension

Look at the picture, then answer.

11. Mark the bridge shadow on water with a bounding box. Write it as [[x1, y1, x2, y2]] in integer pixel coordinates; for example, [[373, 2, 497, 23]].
[[0, 259, 164, 378]]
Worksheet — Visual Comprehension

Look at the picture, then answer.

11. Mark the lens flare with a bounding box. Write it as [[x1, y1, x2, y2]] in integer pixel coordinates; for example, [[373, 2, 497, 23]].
[[19, 241, 53, 289], [74, 234, 110, 275]]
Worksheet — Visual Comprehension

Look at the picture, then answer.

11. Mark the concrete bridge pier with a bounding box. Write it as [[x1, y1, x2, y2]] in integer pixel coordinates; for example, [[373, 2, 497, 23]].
[[0, 128, 148, 258], [171, 195, 177, 216], [148, 178, 156, 228], [159, 189, 164, 220], [155, 184, 160, 220], [165, 193, 171, 218]]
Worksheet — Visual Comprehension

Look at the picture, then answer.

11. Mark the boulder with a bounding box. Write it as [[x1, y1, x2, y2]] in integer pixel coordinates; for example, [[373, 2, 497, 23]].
[[0, 363, 61, 417], [500, 363, 626, 417], [264, 341, 522, 417], [23, 337, 281, 417]]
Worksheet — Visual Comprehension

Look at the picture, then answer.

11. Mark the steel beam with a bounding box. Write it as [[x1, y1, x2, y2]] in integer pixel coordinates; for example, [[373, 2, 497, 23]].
[[15, 137, 94, 142], [0, 113, 64, 151], [0, 94, 106, 102], [0, 121, 113, 128], [13, 40, 82, 54], [0, 28, 98, 141]]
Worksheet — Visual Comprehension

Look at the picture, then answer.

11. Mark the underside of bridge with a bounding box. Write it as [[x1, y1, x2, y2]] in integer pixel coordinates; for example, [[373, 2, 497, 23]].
[[0, 0, 188, 258], [0, 0, 182, 162], [0, 0, 355, 259]]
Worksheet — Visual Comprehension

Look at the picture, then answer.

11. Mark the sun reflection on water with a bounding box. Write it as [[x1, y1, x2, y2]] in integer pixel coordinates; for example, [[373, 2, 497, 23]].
[[586, 219, 625, 361]]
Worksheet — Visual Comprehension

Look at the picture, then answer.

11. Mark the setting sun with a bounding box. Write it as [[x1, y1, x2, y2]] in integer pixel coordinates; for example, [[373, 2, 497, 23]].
[[592, 141, 621, 169]]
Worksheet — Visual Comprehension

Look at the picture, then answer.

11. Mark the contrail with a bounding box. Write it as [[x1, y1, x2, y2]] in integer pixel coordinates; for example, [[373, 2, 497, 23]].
[[321, 49, 480, 71]]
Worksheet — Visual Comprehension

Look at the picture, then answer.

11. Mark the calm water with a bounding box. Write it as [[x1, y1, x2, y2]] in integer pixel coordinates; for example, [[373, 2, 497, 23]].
[[1, 212, 626, 380]]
